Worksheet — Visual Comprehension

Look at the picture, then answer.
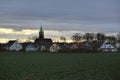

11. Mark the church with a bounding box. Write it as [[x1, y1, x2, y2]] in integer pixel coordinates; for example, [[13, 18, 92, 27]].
[[24, 26, 53, 52], [35, 26, 53, 45]]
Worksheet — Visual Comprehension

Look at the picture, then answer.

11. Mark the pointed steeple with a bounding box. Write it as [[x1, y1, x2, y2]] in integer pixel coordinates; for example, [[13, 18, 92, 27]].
[[39, 25, 44, 41], [39, 25, 44, 35]]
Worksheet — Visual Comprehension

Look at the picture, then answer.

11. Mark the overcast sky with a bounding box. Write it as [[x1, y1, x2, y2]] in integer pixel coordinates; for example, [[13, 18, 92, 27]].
[[0, 0, 120, 43]]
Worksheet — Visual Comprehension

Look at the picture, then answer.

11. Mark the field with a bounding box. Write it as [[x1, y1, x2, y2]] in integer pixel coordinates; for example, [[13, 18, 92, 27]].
[[0, 52, 120, 80]]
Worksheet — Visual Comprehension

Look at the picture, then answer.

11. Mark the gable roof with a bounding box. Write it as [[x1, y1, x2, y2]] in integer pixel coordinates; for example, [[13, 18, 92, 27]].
[[5, 40, 16, 47], [26, 43, 39, 49], [21, 42, 31, 49], [44, 38, 52, 43], [35, 38, 52, 44], [102, 41, 115, 46], [69, 42, 83, 48], [100, 41, 116, 49], [81, 42, 93, 48], [54, 43, 69, 49]]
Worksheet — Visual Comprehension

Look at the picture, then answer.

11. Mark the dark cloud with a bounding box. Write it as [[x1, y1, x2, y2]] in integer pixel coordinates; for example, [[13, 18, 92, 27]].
[[0, 0, 120, 33]]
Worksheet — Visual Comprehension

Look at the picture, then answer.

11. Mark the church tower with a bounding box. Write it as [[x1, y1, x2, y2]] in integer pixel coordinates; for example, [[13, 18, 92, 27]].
[[39, 26, 44, 42], [35, 25, 52, 47]]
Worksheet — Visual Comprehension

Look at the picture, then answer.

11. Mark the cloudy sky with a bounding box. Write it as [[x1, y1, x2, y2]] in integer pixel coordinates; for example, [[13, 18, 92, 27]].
[[0, 0, 120, 43]]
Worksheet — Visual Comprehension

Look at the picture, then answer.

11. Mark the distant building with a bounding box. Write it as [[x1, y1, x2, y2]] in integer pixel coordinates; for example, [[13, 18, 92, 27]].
[[50, 43, 60, 52], [34, 26, 53, 51], [69, 43, 79, 49], [25, 43, 39, 52], [50, 43, 69, 52], [4, 40, 23, 51], [115, 42, 120, 49], [80, 42, 93, 52], [99, 41, 117, 52]]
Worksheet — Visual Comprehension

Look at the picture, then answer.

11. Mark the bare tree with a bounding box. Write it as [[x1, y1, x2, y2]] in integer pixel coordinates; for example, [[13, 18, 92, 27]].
[[26, 36, 38, 42], [117, 32, 120, 41], [106, 36, 116, 42], [32, 36, 38, 41], [71, 33, 82, 42], [96, 33, 106, 42], [60, 36, 66, 42], [83, 33, 94, 42]]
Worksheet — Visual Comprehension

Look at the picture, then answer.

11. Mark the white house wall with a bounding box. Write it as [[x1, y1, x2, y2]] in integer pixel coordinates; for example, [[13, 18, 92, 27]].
[[50, 44, 60, 52], [70, 44, 78, 49], [9, 41, 22, 51], [41, 45, 46, 51], [100, 43, 117, 52]]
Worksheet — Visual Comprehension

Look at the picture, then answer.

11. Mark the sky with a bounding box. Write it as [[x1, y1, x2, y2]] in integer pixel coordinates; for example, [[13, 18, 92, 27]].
[[0, 0, 120, 43]]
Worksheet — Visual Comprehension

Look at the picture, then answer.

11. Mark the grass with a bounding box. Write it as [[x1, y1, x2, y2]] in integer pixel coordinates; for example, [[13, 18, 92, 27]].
[[0, 52, 120, 80]]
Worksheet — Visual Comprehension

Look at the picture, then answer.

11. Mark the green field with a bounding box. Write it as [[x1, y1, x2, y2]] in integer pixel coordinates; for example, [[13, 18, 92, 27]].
[[0, 52, 120, 80]]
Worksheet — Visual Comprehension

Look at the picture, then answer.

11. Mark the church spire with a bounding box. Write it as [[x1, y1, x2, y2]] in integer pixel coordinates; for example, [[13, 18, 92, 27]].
[[39, 25, 44, 41], [40, 25, 43, 34]]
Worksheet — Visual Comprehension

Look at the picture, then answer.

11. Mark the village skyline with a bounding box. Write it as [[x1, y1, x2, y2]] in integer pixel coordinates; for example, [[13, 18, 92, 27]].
[[1, 26, 120, 52]]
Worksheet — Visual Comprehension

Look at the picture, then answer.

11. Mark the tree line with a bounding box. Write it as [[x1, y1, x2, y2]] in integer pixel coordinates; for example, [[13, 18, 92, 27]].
[[26, 32, 120, 43], [60, 32, 120, 43]]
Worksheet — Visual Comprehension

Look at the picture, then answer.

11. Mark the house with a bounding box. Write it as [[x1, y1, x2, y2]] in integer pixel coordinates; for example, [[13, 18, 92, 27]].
[[40, 45, 46, 51], [80, 42, 93, 52], [49, 43, 60, 52], [25, 42, 49, 52], [21, 42, 30, 51], [115, 42, 120, 50], [4, 40, 23, 51], [99, 41, 117, 52], [25, 43, 39, 52], [69, 43, 79, 49], [43, 43, 53, 51], [49, 43, 69, 52]]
